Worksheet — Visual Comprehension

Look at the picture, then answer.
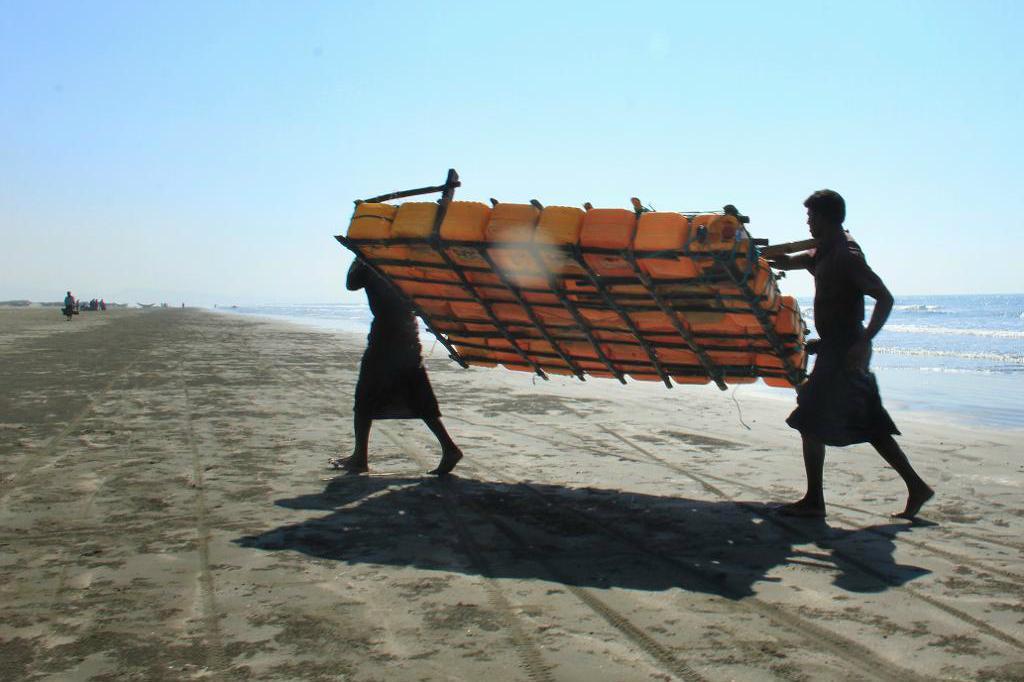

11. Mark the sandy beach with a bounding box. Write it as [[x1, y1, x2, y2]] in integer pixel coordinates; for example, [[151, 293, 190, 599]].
[[1, 307, 1022, 681]]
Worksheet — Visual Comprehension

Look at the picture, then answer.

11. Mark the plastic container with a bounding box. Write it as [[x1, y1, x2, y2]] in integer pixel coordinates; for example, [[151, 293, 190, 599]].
[[629, 310, 684, 333], [757, 296, 807, 386], [635, 212, 699, 280], [490, 302, 533, 325], [535, 206, 584, 245], [396, 269, 467, 302], [760, 351, 807, 387], [687, 214, 750, 273], [718, 258, 779, 311], [389, 204, 448, 290], [347, 202, 398, 240], [580, 208, 637, 278], [484, 203, 544, 288], [391, 202, 439, 239], [346, 203, 408, 282], [439, 201, 492, 269], [773, 296, 804, 340], [671, 373, 712, 385]]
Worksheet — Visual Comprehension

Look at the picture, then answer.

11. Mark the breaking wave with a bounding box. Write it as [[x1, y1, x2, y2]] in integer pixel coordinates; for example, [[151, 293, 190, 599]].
[[894, 304, 944, 313], [884, 325, 1024, 339], [873, 347, 1024, 365]]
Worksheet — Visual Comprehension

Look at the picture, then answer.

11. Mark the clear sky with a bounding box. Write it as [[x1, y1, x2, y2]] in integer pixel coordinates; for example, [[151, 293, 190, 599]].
[[3, 1, 1022, 304]]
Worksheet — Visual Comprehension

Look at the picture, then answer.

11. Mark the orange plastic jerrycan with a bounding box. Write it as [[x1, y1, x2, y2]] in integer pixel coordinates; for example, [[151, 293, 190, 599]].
[[688, 214, 750, 270], [346, 202, 403, 269], [750, 258, 780, 311], [524, 340, 576, 376], [449, 340, 497, 368], [347, 202, 397, 241], [438, 200, 492, 267], [635, 212, 700, 281], [759, 350, 808, 387], [449, 300, 495, 333], [684, 310, 744, 337], [436, 201, 500, 297], [534, 206, 586, 286], [628, 309, 678, 333], [391, 202, 438, 240], [671, 373, 712, 386], [717, 257, 779, 312], [485, 203, 544, 289], [773, 296, 804, 342], [389, 203, 447, 285], [580, 209, 638, 278]]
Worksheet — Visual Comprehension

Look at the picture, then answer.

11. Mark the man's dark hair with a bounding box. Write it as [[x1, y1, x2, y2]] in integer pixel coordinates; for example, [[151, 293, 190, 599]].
[[804, 189, 845, 225]]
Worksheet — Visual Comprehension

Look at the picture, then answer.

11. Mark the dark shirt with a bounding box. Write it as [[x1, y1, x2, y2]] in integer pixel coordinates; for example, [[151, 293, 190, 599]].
[[346, 259, 417, 334], [808, 231, 881, 342]]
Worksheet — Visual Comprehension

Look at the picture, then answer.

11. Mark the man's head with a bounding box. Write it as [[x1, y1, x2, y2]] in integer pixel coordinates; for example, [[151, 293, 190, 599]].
[[803, 189, 845, 239]]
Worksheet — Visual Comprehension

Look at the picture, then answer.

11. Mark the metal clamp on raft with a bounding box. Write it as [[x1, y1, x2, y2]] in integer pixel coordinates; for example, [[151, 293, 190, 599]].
[[335, 169, 810, 390]]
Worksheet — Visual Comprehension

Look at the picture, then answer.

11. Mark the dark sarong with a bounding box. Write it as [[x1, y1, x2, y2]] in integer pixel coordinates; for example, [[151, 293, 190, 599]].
[[353, 319, 441, 421], [786, 337, 899, 446]]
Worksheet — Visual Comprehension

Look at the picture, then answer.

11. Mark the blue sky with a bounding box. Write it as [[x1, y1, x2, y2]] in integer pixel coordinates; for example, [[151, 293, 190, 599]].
[[2, 1, 1022, 304]]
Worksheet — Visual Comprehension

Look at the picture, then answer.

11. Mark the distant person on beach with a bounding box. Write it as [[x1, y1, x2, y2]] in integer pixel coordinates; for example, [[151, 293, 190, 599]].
[[330, 258, 463, 476], [769, 190, 933, 519], [63, 291, 76, 319]]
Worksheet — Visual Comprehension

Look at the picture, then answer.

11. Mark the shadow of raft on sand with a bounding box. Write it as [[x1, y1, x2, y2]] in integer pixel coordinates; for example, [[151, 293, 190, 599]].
[[235, 475, 929, 598]]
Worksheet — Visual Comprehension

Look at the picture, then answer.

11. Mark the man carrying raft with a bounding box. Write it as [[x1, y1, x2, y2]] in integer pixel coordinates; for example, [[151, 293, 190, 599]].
[[770, 190, 933, 519], [330, 258, 464, 476], [335, 172, 933, 519]]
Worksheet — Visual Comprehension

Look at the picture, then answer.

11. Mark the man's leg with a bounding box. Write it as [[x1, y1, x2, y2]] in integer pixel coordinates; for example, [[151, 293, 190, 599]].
[[423, 416, 462, 476], [870, 435, 934, 519], [780, 434, 826, 517], [330, 413, 371, 473]]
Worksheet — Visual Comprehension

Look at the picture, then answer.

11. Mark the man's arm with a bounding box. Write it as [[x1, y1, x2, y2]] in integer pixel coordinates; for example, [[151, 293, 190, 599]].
[[768, 251, 815, 271], [346, 259, 368, 291], [859, 275, 893, 342], [848, 258, 893, 370]]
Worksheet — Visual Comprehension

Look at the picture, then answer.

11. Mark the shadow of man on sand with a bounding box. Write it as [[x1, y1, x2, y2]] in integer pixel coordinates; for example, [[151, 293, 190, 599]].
[[235, 475, 929, 599]]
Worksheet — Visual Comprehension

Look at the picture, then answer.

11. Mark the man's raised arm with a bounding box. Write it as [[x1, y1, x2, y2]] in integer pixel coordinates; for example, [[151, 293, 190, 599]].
[[768, 251, 815, 271]]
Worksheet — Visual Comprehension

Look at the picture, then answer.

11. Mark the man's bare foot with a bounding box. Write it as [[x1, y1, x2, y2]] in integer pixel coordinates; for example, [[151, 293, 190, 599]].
[[893, 485, 934, 519], [777, 499, 826, 518], [429, 447, 463, 476], [328, 456, 368, 474]]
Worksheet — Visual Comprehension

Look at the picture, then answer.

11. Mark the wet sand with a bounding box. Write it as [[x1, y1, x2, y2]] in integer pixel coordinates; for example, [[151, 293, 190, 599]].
[[2, 307, 1022, 681]]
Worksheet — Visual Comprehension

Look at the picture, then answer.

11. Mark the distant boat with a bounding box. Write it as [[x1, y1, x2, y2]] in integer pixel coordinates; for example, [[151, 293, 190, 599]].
[[138, 303, 156, 308]]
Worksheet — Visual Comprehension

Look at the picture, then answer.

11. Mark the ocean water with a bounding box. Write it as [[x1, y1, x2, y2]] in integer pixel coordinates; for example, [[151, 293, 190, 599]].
[[217, 294, 1024, 429], [793, 294, 1024, 429]]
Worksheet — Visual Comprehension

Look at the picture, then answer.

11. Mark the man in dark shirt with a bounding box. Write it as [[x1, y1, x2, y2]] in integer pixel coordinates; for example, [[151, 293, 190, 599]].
[[330, 258, 463, 476], [769, 190, 933, 519]]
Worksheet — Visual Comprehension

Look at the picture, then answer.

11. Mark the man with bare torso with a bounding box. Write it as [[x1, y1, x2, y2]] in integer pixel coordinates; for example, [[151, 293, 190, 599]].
[[769, 190, 933, 519]]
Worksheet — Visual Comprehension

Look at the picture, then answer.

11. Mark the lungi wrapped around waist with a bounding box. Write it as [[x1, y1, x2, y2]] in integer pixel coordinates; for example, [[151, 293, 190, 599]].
[[785, 332, 899, 446]]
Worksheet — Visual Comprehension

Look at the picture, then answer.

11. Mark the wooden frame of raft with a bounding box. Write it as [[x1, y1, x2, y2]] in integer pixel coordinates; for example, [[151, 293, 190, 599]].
[[335, 168, 807, 390]]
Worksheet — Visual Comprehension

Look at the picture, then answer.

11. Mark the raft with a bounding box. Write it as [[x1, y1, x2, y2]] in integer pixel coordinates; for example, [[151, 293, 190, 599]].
[[337, 169, 808, 390]]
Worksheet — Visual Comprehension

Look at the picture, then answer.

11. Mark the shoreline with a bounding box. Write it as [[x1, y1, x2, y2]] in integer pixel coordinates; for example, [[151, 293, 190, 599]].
[[210, 305, 1024, 432]]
